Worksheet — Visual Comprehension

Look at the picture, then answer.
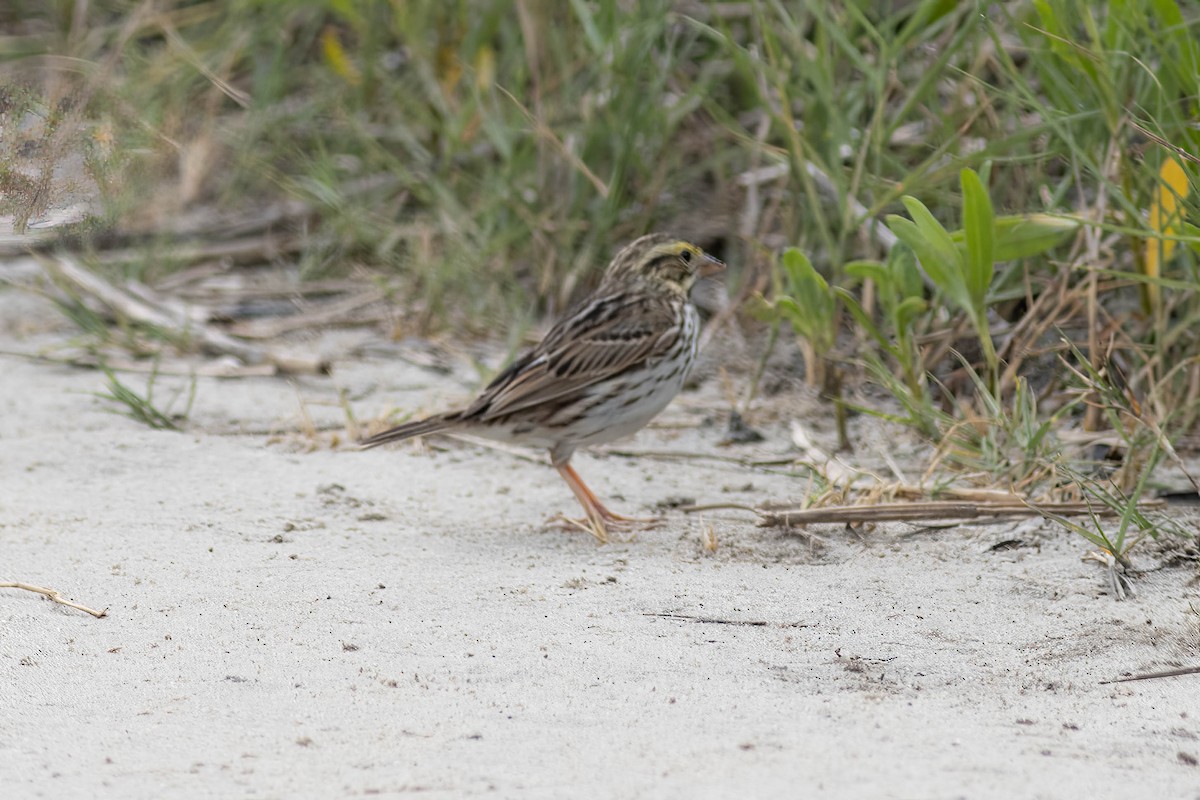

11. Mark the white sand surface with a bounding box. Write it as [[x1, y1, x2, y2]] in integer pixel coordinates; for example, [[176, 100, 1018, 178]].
[[2, 293, 1198, 799]]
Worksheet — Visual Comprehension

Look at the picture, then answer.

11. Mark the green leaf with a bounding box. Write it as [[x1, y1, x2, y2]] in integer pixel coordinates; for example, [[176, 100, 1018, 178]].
[[774, 296, 808, 332], [895, 296, 928, 330], [950, 213, 1081, 261], [1034, 0, 1096, 84], [887, 211, 968, 312], [1182, 222, 1200, 257], [890, 245, 926, 300], [779, 248, 836, 350], [844, 260, 889, 285], [960, 167, 995, 308], [902, 196, 961, 273], [782, 248, 828, 293], [1150, 0, 1200, 84], [834, 288, 893, 353], [568, 0, 605, 56], [993, 214, 1079, 260], [899, 0, 959, 40]]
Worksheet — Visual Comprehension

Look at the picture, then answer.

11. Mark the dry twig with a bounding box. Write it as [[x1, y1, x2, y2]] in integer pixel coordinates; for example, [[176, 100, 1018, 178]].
[[648, 618, 777, 628], [1, 582, 107, 618], [1099, 665, 1200, 685], [756, 499, 1165, 528]]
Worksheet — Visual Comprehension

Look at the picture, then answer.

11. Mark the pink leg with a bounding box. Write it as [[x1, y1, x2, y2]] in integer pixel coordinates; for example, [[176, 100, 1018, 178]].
[[553, 461, 659, 542]]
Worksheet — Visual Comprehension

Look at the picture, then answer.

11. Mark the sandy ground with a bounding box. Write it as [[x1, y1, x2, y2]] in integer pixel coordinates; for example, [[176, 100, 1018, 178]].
[[3, 288, 1200, 800]]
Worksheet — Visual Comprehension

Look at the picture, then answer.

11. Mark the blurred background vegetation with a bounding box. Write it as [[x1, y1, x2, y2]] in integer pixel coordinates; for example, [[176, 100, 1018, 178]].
[[2, 0, 1199, 558]]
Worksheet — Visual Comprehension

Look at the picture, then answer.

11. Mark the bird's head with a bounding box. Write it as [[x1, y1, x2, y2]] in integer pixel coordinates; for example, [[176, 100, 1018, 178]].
[[604, 233, 725, 296]]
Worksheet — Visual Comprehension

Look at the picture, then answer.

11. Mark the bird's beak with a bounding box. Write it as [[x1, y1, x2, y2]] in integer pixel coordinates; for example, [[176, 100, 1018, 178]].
[[699, 251, 726, 277]]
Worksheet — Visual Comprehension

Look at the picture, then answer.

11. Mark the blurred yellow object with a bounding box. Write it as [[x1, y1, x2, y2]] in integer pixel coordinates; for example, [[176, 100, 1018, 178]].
[[1144, 156, 1190, 311], [474, 45, 496, 90], [321, 26, 362, 86]]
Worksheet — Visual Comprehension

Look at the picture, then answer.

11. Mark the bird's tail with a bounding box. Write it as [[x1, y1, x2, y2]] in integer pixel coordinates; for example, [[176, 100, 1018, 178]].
[[359, 413, 460, 449]]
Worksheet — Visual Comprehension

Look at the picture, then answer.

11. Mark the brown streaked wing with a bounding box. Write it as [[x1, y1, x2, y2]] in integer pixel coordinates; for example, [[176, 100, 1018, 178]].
[[462, 291, 682, 422]]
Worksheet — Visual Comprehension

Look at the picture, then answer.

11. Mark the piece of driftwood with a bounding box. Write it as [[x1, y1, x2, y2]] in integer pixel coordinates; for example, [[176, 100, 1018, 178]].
[[0, 348, 279, 378], [177, 277, 367, 303], [0, 256, 45, 285], [1, 582, 107, 618], [92, 234, 302, 271], [0, 203, 94, 256], [227, 289, 385, 339], [756, 499, 1166, 528], [1, 172, 401, 260], [46, 255, 329, 375]]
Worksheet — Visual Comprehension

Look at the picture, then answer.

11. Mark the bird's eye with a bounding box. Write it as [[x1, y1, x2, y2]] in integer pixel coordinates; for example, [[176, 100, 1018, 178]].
[[679, 249, 693, 264]]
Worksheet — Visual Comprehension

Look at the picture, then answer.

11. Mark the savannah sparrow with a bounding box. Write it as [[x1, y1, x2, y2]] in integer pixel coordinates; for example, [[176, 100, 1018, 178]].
[[360, 233, 725, 542]]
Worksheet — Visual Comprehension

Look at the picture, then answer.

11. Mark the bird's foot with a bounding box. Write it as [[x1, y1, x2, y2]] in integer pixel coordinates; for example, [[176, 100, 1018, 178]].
[[549, 513, 611, 543], [549, 509, 662, 544]]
